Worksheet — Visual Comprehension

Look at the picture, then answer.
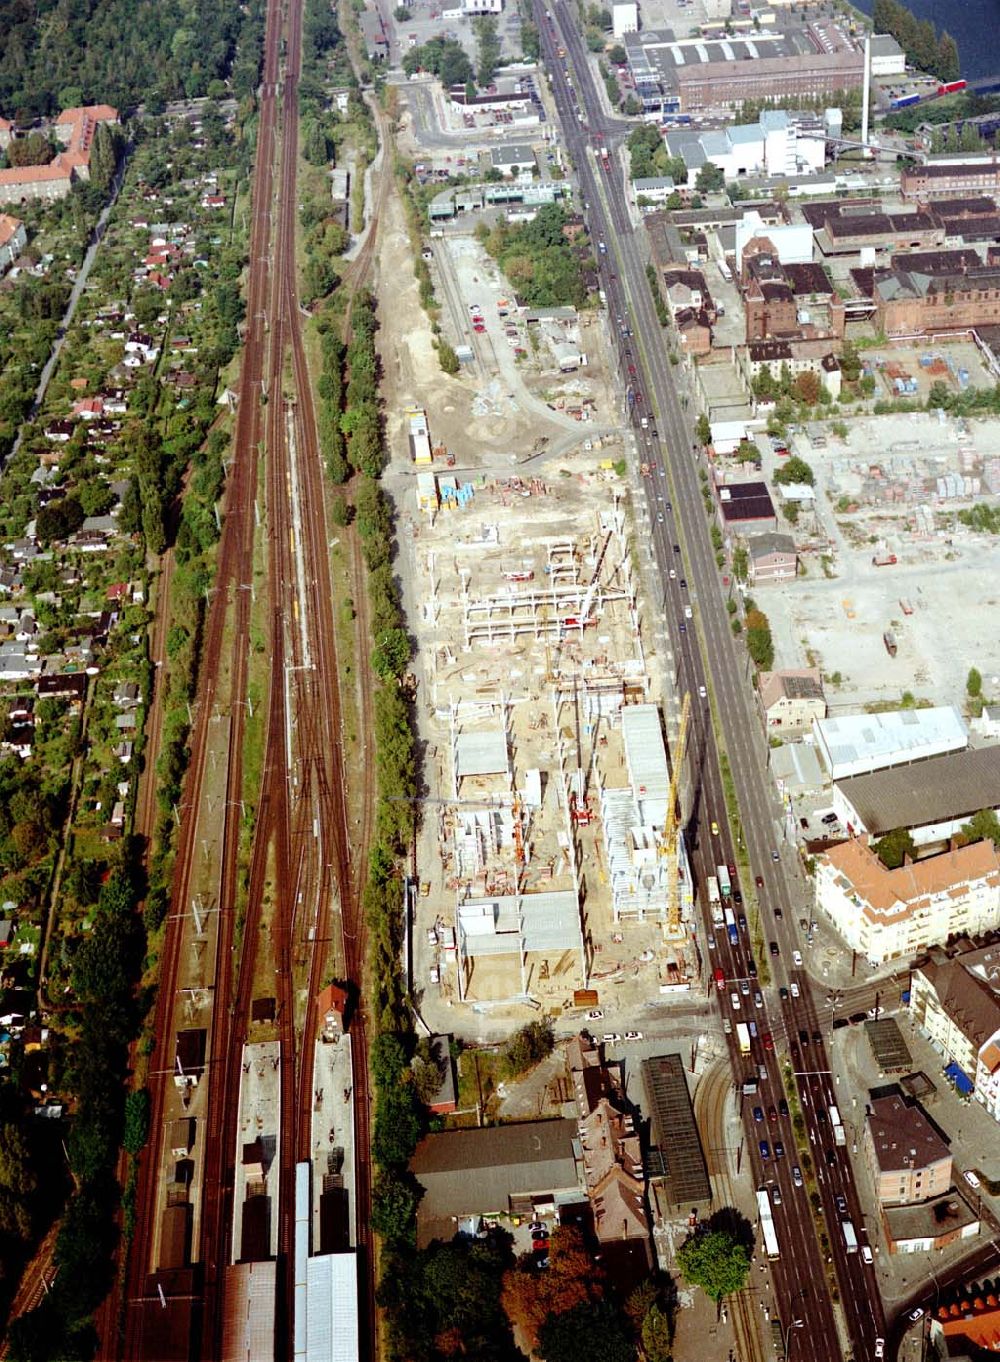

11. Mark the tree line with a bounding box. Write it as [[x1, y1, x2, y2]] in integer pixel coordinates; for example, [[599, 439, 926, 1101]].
[[873, 0, 959, 83]]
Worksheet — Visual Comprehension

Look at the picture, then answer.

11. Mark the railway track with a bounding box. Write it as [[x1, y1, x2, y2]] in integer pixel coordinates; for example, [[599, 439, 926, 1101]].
[[117, 0, 284, 1353], [694, 1059, 768, 1362]]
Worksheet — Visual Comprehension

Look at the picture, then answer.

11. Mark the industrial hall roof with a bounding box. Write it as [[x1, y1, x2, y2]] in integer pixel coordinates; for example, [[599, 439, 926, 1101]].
[[836, 745, 1000, 836]]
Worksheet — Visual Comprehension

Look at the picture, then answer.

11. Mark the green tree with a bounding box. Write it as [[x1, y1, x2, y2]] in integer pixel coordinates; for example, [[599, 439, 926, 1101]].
[[439, 341, 460, 374], [371, 1167, 420, 1244], [641, 1303, 673, 1362], [501, 1019, 554, 1077], [967, 667, 983, 698], [732, 545, 748, 582], [695, 162, 725, 193], [371, 627, 411, 681], [960, 809, 1000, 849], [873, 826, 916, 870], [676, 1228, 751, 1304], [696, 413, 712, 446], [474, 15, 502, 85], [745, 608, 774, 670], [773, 455, 815, 486], [539, 1301, 634, 1362]]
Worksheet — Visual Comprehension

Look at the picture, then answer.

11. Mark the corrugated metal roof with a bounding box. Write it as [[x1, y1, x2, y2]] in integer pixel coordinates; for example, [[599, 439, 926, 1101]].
[[837, 746, 1000, 836], [814, 705, 967, 778], [306, 1253, 359, 1362], [457, 891, 582, 955], [621, 705, 669, 808], [221, 1261, 276, 1362]]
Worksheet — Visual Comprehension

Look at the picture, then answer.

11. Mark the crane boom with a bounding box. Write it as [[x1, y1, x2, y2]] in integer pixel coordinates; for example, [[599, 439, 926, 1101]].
[[662, 693, 691, 934]]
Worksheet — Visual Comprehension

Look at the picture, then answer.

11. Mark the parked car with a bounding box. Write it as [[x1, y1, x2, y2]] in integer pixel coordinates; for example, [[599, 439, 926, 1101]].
[[964, 1170, 981, 1189], [586, 1009, 604, 1020]]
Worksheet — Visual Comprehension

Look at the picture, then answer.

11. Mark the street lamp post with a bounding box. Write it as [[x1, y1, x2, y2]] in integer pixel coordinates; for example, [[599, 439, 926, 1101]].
[[785, 1287, 809, 1360]]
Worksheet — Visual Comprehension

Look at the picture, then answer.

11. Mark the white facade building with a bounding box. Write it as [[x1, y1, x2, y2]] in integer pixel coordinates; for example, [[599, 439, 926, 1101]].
[[870, 33, 906, 77], [910, 946, 1000, 1124], [812, 705, 968, 782], [612, 1, 638, 37], [815, 837, 1000, 966], [734, 213, 814, 270], [0, 214, 26, 274]]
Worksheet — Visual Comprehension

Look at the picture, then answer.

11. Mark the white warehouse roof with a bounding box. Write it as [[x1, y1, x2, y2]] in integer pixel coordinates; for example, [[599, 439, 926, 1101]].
[[621, 704, 669, 827], [812, 705, 968, 781], [306, 1253, 360, 1362]]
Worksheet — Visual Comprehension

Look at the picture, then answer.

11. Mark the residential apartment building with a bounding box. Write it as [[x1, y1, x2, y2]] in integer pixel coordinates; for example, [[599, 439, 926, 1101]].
[[864, 1092, 952, 1206], [910, 945, 1000, 1121], [758, 668, 825, 734], [0, 214, 26, 274], [814, 836, 1000, 965], [567, 1035, 650, 1255], [0, 104, 117, 205], [748, 533, 799, 586]]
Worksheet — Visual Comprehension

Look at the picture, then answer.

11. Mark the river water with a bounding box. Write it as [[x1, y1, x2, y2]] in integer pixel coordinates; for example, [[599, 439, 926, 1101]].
[[850, 0, 1000, 81]]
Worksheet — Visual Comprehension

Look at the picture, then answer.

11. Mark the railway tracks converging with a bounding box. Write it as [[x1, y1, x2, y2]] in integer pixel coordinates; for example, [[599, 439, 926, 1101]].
[[117, 0, 387, 1352]]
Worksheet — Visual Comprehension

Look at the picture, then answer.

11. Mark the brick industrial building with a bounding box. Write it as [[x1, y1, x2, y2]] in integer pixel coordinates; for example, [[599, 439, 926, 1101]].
[[902, 156, 1000, 201], [874, 263, 1000, 336]]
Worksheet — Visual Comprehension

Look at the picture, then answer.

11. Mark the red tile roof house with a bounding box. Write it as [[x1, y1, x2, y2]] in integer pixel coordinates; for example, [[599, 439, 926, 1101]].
[[0, 105, 117, 205]]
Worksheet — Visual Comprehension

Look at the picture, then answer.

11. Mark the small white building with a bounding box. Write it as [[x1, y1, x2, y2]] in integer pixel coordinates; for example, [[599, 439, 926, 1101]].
[[0, 214, 26, 274], [814, 836, 1000, 966], [612, 1, 638, 37], [870, 33, 906, 78]]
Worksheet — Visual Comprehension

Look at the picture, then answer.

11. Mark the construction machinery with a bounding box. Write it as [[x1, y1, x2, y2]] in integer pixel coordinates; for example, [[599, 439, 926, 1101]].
[[661, 692, 691, 936]]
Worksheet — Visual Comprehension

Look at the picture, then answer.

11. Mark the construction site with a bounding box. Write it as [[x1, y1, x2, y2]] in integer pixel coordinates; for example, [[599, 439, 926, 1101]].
[[400, 414, 698, 1026]]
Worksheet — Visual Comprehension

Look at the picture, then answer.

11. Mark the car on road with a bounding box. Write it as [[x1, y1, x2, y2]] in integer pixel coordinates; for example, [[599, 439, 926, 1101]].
[[768, 1105, 777, 1122], [723, 1017, 732, 1034], [680, 578, 687, 589], [778, 1098, 789, 1117], [792, 1165, 803, 1187], [908, 1309, 924, 1322], [747, 958, 757, 978], [769, 940, 779, 956], [964, 1170, 981, 1189], [779, 986, 789, 1000], [790, 981, 800, 997], [771, 1184, 782, 1206], [624, 1030, 643, 1041], [708, 933, 716, 950], [772, 850, 780, 861], [825, 1148, 836, 1166], [753, 1106, 764, 1122], [731, 991, 740, 1010], [755, 874, 764, 888], [861, 1245, 873, 1265], [763, 1032, 774, 1051], [740, 979, 750, 995], [835, 1194, 847, 1215], [738, 914, 747, 930], [673, 543, 680, 554], [875, 1339, 885, 1359], [759, 1140, 770, 1160], [792, 950, 803, 966], [754, 992, 763, 1009], [669, 568, 676, 579], [774, 1140, 785, 1158], [699, 685, 707, 699], [733, 888, 743, 904], [657, 512, 664, 523], [799, 1029, 809, 1045], [711, 820, 720, 835], [586, 1009, 604, 1020], [774, 906, 782, 919], [679, 621, 686, 633], [684, 605, 692, 619], [812, 1028, 822, 1043]]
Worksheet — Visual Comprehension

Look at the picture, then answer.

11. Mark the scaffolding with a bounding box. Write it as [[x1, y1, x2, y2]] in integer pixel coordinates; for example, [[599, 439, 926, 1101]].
[[459, 508, 639, 649]]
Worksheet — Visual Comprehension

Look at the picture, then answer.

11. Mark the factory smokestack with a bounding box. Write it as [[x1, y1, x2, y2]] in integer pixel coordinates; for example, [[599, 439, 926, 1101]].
[[861, 33, 871, 148]]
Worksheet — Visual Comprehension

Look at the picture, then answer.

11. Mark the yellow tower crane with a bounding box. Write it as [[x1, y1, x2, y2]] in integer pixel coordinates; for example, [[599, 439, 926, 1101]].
[[662, 692, 691, 936]]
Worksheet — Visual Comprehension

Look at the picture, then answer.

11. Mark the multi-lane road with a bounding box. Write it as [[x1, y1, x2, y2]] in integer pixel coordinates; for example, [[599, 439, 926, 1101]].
[[536, 5, 889, 1357]]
